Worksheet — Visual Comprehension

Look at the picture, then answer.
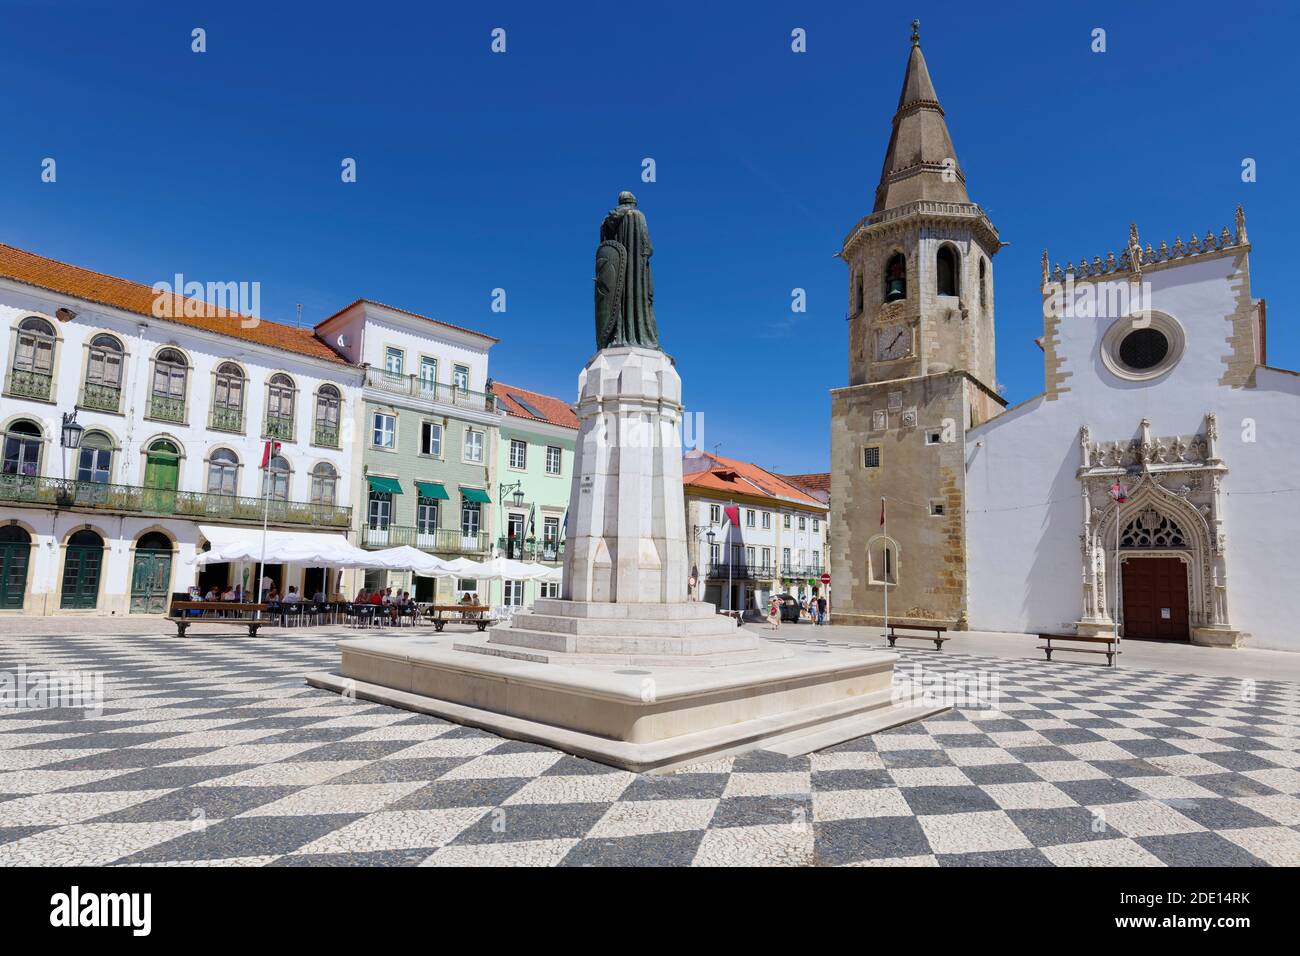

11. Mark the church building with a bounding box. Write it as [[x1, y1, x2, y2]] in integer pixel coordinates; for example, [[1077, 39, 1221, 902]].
[[831, 26, 1300, 650]]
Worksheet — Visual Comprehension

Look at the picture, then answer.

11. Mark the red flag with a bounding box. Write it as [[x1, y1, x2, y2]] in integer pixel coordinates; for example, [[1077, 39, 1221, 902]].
[[723, 505, 740, 528], [261, 440, 280, 468], [1110, 481, 1127, 503], [880, 497, 886, 527]]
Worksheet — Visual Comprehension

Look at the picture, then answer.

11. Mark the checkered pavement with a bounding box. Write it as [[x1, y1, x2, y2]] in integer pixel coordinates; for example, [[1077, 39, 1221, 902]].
[[1, 628, 1298, 866]]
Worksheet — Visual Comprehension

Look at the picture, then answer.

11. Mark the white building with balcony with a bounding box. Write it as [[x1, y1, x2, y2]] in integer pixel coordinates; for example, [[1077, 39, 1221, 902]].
[[682, 450, 830, 615], [0, 241, 362, 615]]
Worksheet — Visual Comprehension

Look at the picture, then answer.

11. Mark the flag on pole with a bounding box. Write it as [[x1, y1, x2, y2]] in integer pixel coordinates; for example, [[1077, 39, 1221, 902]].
[[260, 440, 281, 468], [1110, 481, 1127, 503], [527, 503, 536, 536], [879, 497, 886, 527], [723, 505, 740, 529]]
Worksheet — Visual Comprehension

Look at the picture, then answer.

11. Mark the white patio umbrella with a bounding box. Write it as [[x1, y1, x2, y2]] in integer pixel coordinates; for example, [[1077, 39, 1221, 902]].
[[362, 546, 456, 575]]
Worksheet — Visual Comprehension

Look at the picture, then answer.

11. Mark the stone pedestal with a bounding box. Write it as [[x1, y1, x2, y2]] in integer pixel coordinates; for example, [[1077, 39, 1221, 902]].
[[563, 347, 687, 604], [308, 347, 940, 772]]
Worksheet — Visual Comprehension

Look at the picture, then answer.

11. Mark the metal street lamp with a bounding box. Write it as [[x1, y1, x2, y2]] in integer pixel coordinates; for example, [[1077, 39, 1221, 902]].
[[60, 411, 84, 492]]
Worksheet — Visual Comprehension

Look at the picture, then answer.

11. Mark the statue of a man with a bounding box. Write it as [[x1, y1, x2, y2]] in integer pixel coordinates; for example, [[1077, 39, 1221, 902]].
[[594, 191, 660, 351]]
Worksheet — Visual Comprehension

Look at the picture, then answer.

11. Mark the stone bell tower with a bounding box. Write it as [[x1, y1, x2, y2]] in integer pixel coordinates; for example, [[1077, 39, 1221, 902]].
[[830, 21, 1006, 628]]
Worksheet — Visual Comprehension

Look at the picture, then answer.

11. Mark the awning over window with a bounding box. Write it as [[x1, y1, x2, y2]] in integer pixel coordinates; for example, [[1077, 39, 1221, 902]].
[[461, 487, 491, 504], [367, 475, 402, 495], [415, 481, 449, 500]]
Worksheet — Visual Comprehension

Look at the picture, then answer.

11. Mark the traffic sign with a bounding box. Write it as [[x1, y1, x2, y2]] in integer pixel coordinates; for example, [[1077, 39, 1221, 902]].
[[819, 573, 831, 585]]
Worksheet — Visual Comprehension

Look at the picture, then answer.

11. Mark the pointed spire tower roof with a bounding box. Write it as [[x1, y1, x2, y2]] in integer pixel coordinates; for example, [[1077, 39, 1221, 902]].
[[872, 20, 970, 213]]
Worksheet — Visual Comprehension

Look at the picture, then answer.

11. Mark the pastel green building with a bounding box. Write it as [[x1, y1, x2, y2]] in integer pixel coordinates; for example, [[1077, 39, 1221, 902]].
[[485, 381, 578, 608]]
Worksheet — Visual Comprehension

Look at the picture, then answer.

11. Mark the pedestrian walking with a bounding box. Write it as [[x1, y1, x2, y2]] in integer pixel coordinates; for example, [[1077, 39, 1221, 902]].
[[768, 594, 781, 631]]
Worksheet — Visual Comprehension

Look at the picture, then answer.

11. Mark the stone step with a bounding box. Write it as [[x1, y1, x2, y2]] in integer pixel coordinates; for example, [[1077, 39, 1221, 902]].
[[531, 598, 720, 622], [452, 640, 784, 669], [505, 610, 740, 639], [486, 624, 763, 658]]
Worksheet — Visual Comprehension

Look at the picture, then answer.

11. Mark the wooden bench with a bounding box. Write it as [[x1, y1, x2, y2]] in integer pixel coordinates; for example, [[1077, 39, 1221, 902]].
[[884, 624, 949, 650], [423, 605, 498, 632], [1038, 633, 1120, 666], [169, 601, 271, 638]]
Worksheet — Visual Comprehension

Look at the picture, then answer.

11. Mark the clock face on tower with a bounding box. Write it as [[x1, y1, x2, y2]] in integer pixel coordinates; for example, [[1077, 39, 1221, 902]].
[[875, 323, 911, 362]]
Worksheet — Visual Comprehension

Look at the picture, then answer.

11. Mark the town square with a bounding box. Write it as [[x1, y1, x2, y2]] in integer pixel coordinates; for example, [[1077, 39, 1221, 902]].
[[0, 0, 1296, 918]]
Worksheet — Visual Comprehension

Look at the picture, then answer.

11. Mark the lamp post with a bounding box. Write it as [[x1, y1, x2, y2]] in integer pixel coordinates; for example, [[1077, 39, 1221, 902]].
[[60, 411, 84, 495], [498, 481, 525, 557], [691, 525, 716, 601]]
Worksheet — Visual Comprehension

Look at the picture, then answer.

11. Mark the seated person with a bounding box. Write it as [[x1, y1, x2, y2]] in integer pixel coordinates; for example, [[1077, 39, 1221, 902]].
[[203, 586, 219, 602], [221, 586, 236, 601], [369, 590, 383, 605], [282, 586, 301, 604], [311, 588, 326, 603], [354, 588, 368, 604], [266, 587, 282, 603]]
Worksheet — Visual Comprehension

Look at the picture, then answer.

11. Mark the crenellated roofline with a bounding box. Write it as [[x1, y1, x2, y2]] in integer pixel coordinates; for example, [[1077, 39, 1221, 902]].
[[1042, 206, 1250, 289]]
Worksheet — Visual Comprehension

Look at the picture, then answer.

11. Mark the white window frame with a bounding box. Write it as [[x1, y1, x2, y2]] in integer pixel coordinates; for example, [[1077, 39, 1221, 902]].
[[545, 445, 562, 476], [420, 421, 443, 457], [464, 428, 484, 463], [509, 438, 527, 470], [372, 412, 396, 449]]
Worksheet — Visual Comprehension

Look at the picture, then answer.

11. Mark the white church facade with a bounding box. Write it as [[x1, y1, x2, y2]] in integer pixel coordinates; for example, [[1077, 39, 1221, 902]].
[[967, 215, 1298, 650], [831, 26, 1299, 650]]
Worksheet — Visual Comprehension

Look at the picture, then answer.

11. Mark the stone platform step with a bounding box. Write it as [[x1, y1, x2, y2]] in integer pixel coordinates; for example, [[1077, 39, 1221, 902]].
[[453, 634, 783, 668], [500, 610, 740, 639], [486, 623, 762, 658]]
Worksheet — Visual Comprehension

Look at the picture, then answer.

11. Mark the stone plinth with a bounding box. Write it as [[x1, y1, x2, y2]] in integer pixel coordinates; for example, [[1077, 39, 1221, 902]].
[[306, 345, 941, 772], [563, 347, 687, 604]]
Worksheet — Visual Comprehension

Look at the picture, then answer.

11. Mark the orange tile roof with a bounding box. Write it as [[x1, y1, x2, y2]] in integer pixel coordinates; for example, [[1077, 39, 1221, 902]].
[[491, 381, 579, 430], [0, 241, 350, 365], [779, 472, 831, 495], [683, 452, 824, 508], [318, 298, 499, 344]]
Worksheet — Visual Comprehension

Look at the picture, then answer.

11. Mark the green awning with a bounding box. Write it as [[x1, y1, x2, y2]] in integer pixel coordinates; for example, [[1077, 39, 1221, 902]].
[[415, 481, 449, 500], [367, 475, 402, 495], [461, 487, 491, 504]]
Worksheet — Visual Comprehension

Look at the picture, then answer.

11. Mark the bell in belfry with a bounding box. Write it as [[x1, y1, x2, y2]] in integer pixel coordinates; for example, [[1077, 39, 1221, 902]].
[[884, 254, 907, 302]]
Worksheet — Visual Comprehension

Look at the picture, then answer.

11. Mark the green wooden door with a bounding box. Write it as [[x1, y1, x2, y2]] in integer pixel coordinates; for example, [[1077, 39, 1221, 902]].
[[142, 446, 180, 514], [130, 549, 172, 613], [61, 533, 104, 609], [0, 537, 30, 610]]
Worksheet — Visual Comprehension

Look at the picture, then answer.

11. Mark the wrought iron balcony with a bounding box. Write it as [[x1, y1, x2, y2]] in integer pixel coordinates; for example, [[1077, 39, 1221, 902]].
[[364, 367, 497, 412], [314, 422, 340, 448], [264, 414, 295, 441], [6, 370, 53, 402], [497, 536, 564, 563], [209, 406, 244, 433], [0, 474, 352, 528], [148, 394, 186, 423], [79, 382, 121, 413], [359, 525, 490, 555], [779, 565, 827, 579], [705, 563, 774, 580]]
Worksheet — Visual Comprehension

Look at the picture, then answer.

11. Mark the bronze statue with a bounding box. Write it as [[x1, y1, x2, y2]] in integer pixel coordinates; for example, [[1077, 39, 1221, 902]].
[[594, 191, 660, 350]]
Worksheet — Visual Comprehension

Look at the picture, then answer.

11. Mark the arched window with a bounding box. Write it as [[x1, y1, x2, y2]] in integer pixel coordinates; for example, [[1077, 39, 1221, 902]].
[[2, 420, 43, 478], [207, 448, 240, 496], [211, 362, 245, 432], [868, 537, 898, 585], [979, 258, 988, 311], [76, 431, 114, 484], [150, 349, 188, 423], [883, 253, 907, 302], [314, 385, 341, 448], [9, 317, 56, 401], [83, 334, 124, 412], [262, 454, 291, 501], [310, 462, 337, 506], [1121, 510, 1187, 549], [265, 373, 295, 441], [936, 244, 959, 297]]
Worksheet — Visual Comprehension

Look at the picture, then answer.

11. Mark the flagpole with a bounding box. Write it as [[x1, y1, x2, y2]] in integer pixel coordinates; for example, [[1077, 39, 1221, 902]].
[[257, 441, 272, 607], [882, 495, 889, 642]]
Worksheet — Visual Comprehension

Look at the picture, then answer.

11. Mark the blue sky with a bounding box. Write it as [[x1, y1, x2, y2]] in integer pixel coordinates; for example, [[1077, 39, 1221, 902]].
[[1, 0, 1294, 474]]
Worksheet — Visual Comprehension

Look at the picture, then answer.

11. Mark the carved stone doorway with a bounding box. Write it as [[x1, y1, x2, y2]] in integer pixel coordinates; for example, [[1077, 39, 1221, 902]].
[[1122, 556, 1190, 641]]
